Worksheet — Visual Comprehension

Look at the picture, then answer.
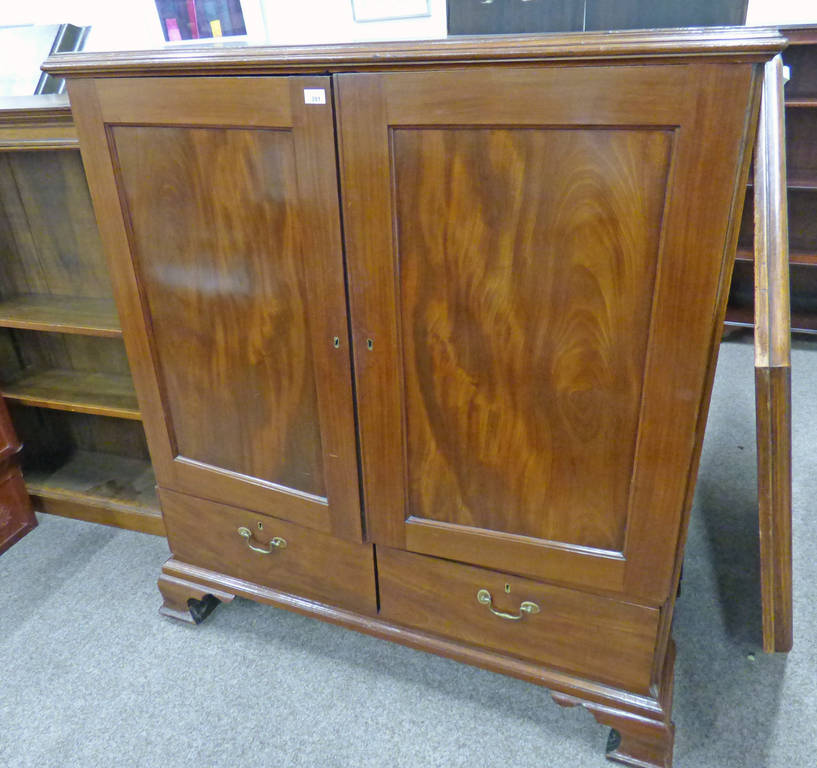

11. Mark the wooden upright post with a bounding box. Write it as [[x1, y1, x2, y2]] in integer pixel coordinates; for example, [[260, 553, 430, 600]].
[[754, 54, 793, 653]]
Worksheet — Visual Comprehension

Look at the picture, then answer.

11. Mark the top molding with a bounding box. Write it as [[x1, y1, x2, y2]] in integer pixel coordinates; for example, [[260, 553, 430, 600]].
[[42, 26, 786, 79], [0, 94, 71, 124]]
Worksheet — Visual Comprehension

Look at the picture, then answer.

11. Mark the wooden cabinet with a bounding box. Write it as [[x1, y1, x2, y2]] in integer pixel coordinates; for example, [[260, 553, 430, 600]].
[[0, 96, 162, 535], [47, 27, 783, 768]]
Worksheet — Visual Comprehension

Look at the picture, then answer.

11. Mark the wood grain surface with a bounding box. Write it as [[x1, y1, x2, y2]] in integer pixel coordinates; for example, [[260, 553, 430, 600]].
[[0, 295, 120, 337], [41, 27, 784, 79], [68, 75, 361, 540], [161, 553, 676, 728], [0, 151, 109, 299], [0, 330, 139, 419], [339, 61, 759, 606], [0, 368, 139, 420], [377, 546, 659, 693], [394, 127, 670, 551], [161, 488, 376, 614], [25, 449, 161, 534], [113, 125, 325, 496]]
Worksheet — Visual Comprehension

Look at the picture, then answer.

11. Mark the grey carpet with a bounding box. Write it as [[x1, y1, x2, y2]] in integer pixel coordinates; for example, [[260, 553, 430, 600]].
[[1, 334, 815, 768]]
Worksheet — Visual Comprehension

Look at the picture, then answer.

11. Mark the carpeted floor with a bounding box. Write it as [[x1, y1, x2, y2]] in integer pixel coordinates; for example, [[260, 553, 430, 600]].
[[1, 334, 814, 768]]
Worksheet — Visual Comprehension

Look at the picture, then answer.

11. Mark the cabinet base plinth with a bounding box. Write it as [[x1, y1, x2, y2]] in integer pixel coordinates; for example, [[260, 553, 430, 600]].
[[158, 556, 677, 767], [158, 572, 235, 624]]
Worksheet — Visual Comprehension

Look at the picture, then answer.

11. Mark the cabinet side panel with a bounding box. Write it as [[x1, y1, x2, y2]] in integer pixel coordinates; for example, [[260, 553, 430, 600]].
[[112, 125, 326, 498]]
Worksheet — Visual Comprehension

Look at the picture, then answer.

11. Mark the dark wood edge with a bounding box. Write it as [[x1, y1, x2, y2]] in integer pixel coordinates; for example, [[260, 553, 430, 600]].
[[0, 462, 37, 555], [0, 442, 22, 464], [42, 27, 785, 78], [0, 95, 72, 124], [161, 556, 671, 721], [552, 642, 675, 768], [755, 367, 793, 652], [652, 61, 764, 686], [0, 517, 37, 556], [32, 493, 165, 536]]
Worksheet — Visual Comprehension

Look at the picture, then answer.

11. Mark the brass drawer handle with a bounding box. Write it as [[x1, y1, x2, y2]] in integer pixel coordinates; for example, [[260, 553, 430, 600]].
[[237, 526, 287, 554], [476, 589, 540, 621]]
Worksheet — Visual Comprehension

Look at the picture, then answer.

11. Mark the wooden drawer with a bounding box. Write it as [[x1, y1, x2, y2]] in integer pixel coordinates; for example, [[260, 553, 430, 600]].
[[377, 547, 660, 693], [160, 488, 376, 615]]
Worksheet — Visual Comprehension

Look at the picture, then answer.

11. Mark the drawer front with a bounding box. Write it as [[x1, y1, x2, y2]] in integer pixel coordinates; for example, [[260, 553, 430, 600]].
[[160, 488, 376, 615], [377, 547, 660, 693]]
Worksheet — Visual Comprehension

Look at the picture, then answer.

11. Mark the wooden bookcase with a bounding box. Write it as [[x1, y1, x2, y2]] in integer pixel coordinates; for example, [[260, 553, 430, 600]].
[[0, 95, 163, 535], [727, 26, 817, 333]]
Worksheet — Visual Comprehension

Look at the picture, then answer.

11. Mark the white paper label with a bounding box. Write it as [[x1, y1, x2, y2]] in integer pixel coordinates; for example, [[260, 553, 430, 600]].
[[304, 89, 326, 105]]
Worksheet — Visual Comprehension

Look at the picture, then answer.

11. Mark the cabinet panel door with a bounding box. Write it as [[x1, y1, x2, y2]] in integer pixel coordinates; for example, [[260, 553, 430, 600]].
[[338, 63, 758, 600], [70, 77, 361, 540]]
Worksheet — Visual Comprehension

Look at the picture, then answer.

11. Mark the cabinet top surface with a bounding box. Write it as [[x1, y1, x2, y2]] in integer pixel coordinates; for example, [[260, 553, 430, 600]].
[[42, 26, 785, 79]]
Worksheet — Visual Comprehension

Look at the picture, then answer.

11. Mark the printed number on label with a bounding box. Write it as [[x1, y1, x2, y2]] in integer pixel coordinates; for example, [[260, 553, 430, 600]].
[[304, 89, 326, 105]]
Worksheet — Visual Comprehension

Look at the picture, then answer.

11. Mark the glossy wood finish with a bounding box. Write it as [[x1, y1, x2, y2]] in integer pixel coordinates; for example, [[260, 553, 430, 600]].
[[160, 488, 376, 614], [552, 643, 675, 768], [43, 27, 782, 79], [339, 61, 761, 604], [161, 553, 673, 714], [158, 572, 234, 623], [0, 398, 36, 555], [158, 552, 676, 767], [69, 76, 362, 541], [753, 56, 794, 654], [393, 126, 669, 552], [114, 126, 324, 494], [377, 547, 659, 693], [48, 31, 784, 768]]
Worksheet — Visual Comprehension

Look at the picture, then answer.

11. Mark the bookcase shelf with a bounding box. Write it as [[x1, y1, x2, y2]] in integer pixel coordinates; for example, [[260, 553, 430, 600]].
[[1, 368, 140, 420], [25, 449, 163, 535], [726, 26, 817, 335], [784, 98, 817, 108], [0, 294, 121, 336], [0, 95, 161, 536], [735, 246, 817, 266]]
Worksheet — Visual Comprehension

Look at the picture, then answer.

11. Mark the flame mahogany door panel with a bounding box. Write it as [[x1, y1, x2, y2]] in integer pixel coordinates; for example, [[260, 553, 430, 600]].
[[338, 63, 757, 602], [69, 77, 362, 541]]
